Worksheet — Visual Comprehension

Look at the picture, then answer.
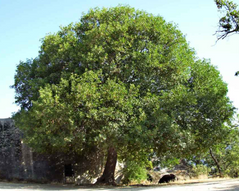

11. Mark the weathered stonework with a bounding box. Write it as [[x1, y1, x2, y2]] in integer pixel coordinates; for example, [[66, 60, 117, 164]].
[[0, 118, 23, 180], [0, 118, 103, 183]]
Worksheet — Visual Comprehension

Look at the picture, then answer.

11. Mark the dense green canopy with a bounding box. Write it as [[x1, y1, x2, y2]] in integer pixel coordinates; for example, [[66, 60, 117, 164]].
[[12, 6, 234, 184]]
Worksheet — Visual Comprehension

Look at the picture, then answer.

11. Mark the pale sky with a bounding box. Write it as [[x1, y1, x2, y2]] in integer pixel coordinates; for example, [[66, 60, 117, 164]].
[[0, 0, 238, 118]]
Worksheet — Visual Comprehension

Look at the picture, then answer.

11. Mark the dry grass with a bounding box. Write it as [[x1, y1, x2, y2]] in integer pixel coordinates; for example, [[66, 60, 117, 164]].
[[171, 177, 231, 185], [127, 170, 232, 187], [130, 177, 232, 187]]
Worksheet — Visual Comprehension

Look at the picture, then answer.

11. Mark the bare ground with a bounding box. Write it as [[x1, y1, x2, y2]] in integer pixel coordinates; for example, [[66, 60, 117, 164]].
[[0, 179, 239, 191]]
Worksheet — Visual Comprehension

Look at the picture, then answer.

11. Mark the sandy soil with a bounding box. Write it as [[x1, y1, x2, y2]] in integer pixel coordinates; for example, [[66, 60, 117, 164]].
[[0, 179, 239, 191]]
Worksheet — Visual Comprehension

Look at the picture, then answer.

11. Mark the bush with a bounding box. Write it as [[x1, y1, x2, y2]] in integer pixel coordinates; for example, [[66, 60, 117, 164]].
[[192, 164, 210, 177], [122, 160, 148, 184]]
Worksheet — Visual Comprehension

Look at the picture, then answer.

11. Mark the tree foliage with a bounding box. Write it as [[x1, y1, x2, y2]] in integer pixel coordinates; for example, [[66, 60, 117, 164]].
[[215, 0, 239, 40], [12, 6, 234, 184], [214, 0, 239, 75], [205, 124, 239, 177], [184, 117, 239, 178]]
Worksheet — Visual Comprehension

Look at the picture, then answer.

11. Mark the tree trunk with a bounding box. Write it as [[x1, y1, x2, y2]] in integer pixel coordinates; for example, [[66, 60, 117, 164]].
[[95, 147, 117, 185], [209, 148, 222, 177]]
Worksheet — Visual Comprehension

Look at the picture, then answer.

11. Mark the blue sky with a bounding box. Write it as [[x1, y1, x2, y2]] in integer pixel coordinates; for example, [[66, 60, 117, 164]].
[[0, 0, 239, 118]]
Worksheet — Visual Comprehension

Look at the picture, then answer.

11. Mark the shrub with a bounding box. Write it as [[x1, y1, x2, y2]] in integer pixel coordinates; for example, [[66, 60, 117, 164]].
[[192, 164, 210, 177], [122, 160, 148, 184]]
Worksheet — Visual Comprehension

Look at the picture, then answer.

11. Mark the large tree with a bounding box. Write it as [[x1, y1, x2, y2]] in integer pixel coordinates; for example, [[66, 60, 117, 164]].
[[12, 6, 234, 185]]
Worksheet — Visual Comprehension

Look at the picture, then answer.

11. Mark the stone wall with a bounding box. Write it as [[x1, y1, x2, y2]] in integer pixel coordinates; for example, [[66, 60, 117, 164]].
[[0, 118, 23, 180], [0, 118, 103, 183], [0, 118, 64, 182]]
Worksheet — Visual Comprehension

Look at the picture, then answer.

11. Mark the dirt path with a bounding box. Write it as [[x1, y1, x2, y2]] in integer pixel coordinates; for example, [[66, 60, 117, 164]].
[[0, 179, 239, 191]]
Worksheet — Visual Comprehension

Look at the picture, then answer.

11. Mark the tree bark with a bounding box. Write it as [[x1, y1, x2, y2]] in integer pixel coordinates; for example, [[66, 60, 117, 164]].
[[209, 148, 222, 177], [95, 147, 117, 185]]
